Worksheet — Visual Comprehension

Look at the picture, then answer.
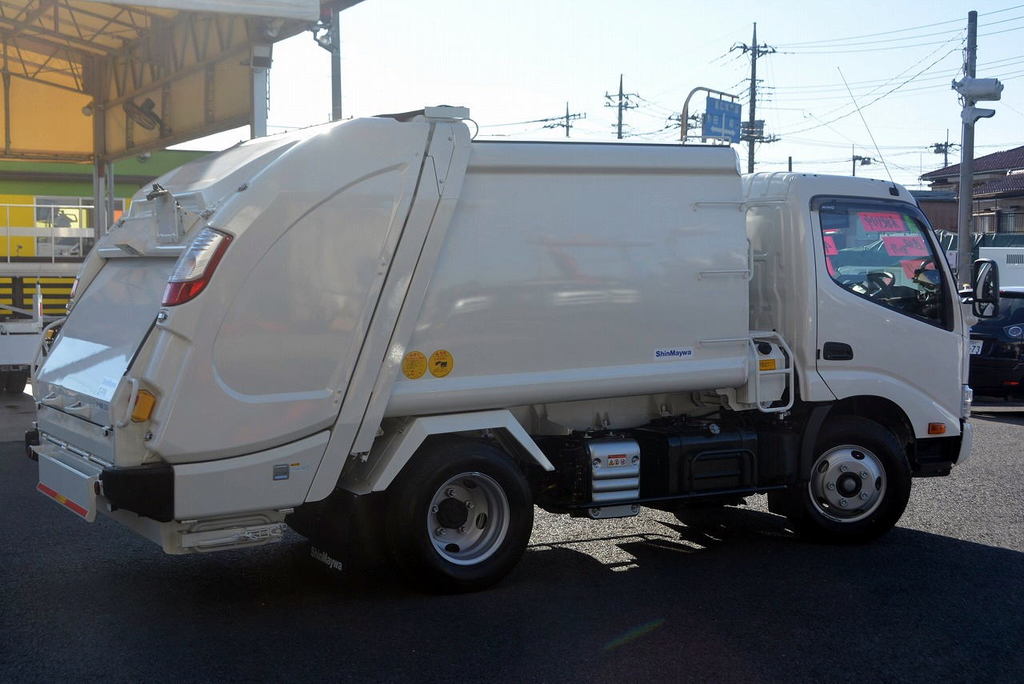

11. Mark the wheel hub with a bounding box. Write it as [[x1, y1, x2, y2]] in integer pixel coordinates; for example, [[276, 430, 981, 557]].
[[808, 445, 886, 523], [427, 472, 510, 566], [435, 496, 469, 529]]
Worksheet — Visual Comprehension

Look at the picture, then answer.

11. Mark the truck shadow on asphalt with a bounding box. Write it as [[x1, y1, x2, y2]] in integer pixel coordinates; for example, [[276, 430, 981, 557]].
[[971, 409, 1024, 426], [4, 438, 1023, 680], [120, 508, 1024, 679]]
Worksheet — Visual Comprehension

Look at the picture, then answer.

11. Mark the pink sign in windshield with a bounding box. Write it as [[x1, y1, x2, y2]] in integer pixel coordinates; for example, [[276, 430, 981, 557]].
[[859, 211, 906, 232], [882, 235, 928, 257]]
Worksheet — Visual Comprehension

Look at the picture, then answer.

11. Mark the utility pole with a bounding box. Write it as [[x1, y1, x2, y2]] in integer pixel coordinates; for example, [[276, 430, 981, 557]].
[[732, 23, 777, 172], [852, 146, 873, 176], [543, 103, 586, 137], [931, 129, 958, 168], [605, 74, 639, 139], [932, 130, 952, 168], [953, 10, 1003, 281]]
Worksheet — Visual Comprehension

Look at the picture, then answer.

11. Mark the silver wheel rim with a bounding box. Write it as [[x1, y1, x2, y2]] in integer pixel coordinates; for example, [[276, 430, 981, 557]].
[[427, 471, 510, 566], [808, 444, 886, 523]]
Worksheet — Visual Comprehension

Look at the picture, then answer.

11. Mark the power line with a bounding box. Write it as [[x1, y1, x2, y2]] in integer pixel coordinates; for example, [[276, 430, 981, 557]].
[[770, 53, 1024, 92], [776, 35, 964, 135], [776, 2, 1024, 47], [768, 66, 1024, 103], [777, 47, 963, 136]]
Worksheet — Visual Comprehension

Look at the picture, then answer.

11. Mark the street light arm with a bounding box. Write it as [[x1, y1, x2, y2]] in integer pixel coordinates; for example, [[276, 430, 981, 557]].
[[680, 86, 739, 142]]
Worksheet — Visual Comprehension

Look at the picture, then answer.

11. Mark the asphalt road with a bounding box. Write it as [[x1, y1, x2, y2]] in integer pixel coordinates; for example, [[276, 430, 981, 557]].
[[1, 393, 1022, 682]]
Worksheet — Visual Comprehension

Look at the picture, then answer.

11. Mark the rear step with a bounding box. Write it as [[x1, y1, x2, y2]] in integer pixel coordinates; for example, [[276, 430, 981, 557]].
[[178, 516, 288, 553]]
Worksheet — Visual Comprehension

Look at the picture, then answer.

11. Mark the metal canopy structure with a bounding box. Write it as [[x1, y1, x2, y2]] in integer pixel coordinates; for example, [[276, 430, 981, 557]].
[[0, 1, 373, 235], [0, 0, 326, 165]]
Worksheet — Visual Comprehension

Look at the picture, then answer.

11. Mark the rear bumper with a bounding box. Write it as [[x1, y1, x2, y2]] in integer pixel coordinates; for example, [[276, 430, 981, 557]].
[[969, 357, 1024, 395], [33, 441, 174, 522], [33, 429, 332, 553]]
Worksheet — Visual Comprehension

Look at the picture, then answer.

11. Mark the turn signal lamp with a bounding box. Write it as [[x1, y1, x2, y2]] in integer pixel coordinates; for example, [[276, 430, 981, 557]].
[[162, 227, 233, 306], [927, 423, 947, 435], [131, 390, 157, 423]]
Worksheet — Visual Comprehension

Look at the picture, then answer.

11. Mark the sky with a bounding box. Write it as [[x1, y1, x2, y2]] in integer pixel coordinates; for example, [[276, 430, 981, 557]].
[[185, 0, 1024, 190]]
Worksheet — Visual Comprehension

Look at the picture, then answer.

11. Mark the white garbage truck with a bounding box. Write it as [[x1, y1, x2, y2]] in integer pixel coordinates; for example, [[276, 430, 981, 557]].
[[28, 107, 998, 592]]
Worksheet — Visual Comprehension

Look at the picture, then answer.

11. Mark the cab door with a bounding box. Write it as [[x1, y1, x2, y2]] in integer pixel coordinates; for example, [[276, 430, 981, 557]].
[[812, 197, 964, 436]]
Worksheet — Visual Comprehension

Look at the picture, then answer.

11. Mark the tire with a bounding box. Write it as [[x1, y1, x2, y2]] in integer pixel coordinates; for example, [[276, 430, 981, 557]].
[[784, 416, 911, 543], [383, 438, 534, 593], [4, 370, 28, 394]]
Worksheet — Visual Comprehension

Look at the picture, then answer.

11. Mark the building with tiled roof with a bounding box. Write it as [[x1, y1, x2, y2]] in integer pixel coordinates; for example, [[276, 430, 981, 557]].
[[920, 145, 1024, 234]]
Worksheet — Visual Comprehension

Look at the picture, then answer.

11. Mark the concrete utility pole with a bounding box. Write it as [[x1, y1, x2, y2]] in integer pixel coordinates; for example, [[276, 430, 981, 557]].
[[931, 129, 956, 169], [953, 10, 1004, 281], [852, 146, 872, 176], [732, 23, 777, 172], [543, 103, 586, 137], [605, 74, 639, 140]]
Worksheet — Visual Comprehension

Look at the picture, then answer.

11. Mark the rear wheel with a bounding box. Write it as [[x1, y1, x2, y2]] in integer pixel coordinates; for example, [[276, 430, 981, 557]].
[[782, 416, 911, 543], [384, 438, 534, 593]]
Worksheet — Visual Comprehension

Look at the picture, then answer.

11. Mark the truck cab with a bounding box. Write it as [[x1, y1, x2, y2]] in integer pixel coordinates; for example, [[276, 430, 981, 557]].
[[746, 173, 971, 476]]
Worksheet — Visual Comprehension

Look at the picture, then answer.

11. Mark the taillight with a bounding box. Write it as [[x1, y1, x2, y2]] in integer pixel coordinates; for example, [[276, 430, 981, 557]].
[[162, 227, 233, 306]]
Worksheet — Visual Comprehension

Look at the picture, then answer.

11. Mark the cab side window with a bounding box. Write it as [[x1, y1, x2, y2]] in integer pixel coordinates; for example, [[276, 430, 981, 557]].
[[818, 201, 948, 327]]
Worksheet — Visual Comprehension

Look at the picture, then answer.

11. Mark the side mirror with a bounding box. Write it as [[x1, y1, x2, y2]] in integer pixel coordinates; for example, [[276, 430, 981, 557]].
[[971, 258, 1000, 318]]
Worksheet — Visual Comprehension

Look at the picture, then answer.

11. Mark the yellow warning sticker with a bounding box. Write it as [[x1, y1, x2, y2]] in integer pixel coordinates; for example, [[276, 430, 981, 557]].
[[429, 349, 454, 378], [402, 351, 427, 379], [759, 359, 777, 371]]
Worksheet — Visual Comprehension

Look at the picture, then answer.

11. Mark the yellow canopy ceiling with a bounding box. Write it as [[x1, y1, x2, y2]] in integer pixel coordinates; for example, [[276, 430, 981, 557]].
[[0, 1, 356, 162]]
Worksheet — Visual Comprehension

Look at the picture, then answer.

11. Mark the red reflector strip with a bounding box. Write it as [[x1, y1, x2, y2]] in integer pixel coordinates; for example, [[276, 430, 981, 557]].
[[1003, 381, 1020, 386], [37, 481, 89, 519]]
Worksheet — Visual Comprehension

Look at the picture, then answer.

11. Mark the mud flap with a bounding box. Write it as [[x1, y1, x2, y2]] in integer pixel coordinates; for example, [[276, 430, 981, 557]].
[[286, 490, 389, 572]]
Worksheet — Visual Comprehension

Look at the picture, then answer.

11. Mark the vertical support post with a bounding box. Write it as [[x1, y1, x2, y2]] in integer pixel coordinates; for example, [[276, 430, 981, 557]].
[[2, 38, 10, 156], [330, 6, 342, 121], [956, 10, 978, 284], [91, 56, 111, 239], [747, 23, 757, 173], [250, 44, 272, 138], [787, 156, 792, 172]]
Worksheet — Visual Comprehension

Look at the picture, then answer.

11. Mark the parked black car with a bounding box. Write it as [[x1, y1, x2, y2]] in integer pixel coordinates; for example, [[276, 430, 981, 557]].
[[969, 287, 1024, 398]]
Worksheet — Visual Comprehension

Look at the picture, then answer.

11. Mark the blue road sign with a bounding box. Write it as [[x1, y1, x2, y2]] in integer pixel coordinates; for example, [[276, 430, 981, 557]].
[[702, 96, 742, 143]]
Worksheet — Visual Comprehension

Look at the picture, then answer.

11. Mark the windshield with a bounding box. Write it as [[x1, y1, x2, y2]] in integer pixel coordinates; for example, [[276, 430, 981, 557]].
[[817, 199, 949, 328]]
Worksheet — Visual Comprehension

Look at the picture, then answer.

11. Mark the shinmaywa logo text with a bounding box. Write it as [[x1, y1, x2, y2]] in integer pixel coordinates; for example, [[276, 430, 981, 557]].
[[310, 546, 344, 572], [654, 347, 694, 359]]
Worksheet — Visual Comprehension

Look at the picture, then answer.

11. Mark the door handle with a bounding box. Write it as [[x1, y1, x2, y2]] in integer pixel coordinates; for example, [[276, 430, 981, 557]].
[[822, 342, 854, 361]]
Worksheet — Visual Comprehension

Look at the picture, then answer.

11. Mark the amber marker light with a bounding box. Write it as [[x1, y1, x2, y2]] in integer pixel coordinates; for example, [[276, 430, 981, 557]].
[[927, 423, 947, 435], [131, 390, 157, 422]]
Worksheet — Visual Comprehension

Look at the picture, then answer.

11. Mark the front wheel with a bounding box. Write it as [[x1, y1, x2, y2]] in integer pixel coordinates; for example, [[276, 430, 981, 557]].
[[780, 416, 911, 543], [384, 438, 534, 593]]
